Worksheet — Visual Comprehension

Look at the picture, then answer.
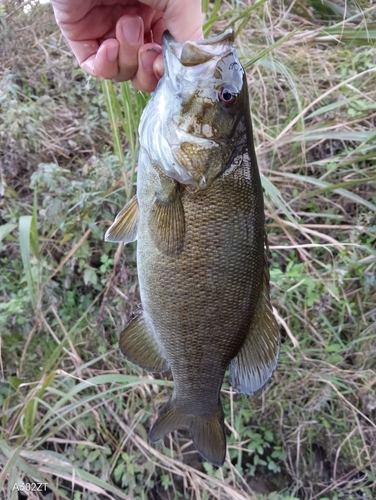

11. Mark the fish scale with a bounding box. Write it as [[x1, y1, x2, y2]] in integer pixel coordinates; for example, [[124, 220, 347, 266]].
[[105, 29, 280, 466]]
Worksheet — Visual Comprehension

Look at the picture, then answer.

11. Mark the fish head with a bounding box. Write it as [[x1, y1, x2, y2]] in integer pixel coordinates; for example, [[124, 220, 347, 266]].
[[140, 29, 249, 190]]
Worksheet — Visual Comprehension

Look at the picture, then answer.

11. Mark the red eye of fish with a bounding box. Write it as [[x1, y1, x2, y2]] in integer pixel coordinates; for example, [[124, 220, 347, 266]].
[[218, 85, 238, 107]]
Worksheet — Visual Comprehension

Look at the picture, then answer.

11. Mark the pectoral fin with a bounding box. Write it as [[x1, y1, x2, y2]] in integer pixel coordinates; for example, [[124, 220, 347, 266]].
[[148, 168, 185, 256], [105, 195, 139, 243], [119, 308, 169, 373], [229, 241, 280, 396]]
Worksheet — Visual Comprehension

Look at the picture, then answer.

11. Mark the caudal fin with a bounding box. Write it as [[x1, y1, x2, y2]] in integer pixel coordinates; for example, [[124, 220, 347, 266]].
[[149, 399, 226, 466]]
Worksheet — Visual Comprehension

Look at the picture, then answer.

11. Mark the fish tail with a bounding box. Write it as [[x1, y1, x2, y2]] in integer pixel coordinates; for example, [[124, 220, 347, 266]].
[[149, 399, 226, 466]]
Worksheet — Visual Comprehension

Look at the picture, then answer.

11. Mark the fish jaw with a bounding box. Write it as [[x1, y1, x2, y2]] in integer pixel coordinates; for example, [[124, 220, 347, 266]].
[[139, 29, 247, 190]]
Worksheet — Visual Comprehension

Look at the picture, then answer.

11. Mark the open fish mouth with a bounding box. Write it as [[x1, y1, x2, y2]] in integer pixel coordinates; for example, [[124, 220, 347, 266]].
[[163, 29, 235, 67], [162, 29, 236, 85]]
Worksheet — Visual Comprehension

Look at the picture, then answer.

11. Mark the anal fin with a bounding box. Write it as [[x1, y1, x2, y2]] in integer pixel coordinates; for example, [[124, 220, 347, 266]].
[[119, 308, 169, 373], [105, 195, 139, 244], [229, 236, 280, 396]]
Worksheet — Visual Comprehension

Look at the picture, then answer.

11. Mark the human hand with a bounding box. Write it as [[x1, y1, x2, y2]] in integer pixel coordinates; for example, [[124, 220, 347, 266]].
[[50, 0, 203, 91]]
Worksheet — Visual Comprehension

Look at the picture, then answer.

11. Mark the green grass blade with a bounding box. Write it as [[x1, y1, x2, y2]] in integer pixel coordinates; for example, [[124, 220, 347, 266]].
[[309, 0, 349, 19], [261, 174, 297, 224], [119, 82, 149, 199], [280, 173, 376, 212], [19, 215, 37, 309], [0, 443, 22, 492], [120, 81, 137, 162], [102, 80, 149, 202], [276, 67, 376, 141], [203, 0, 222, 31], [229, 0, 269, 36], [0, 223, 17, 243], [23, 372, 56, 440], [101, 80, 124, 165], [30, 189, 39, 259], [35, 375, 174, 444], [19, 449, 133, 499], [0, 441, 73, 500], [317, 25, 376, 45], [306, 95, 362, 119], [243, 28, 300, 69], [281, 130, 374, 144], [40, 294, 103, 377], [102, 79, 130, 197]]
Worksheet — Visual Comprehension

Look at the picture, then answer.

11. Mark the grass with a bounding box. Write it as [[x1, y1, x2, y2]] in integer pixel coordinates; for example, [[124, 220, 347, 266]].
[[0, 0, 375, 498]]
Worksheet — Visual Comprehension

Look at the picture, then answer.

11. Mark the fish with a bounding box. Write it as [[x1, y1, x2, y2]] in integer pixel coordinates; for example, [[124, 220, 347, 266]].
[[105, 29, 280, 467]]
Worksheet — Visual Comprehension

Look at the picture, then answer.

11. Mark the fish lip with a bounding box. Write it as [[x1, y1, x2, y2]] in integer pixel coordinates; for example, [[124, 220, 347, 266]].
[[162, 30, 178, 61], [162, 30, 176, 46], [195, 29, 235, 46], [161, 28, 234, 47], [162, 31, 179, 76]]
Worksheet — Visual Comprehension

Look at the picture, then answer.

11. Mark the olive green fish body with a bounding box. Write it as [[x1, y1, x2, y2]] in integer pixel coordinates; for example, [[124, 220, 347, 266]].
[[106, 30, 280, 466], [138, 150, 264, 401]]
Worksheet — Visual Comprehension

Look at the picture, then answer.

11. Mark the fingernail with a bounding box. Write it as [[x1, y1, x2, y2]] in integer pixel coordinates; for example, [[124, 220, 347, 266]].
[[122, 17, 142, 45], [141, 48, 161, 74], [154, 56, 164, 79], [106, 44, 119, 63], [81, 58, 95, 76]]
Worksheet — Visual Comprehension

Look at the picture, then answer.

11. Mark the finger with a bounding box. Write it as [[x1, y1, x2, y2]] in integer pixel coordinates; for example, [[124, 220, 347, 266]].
[[92, 40, 120, 80], [116, 15, 144, 82], [131, 44, 161, 92], [142, 0, 203, 42], [66, 39, 98, 76]]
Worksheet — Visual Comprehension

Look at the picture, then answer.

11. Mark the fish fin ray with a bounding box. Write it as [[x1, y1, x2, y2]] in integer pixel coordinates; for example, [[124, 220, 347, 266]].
[[149, 399, 226, 466], [190, 409, 226, 466], [119, 308, 168, 373], [229, 235, 280, 396], [105, 195, 139, 243], [149, 190, 185, 256]]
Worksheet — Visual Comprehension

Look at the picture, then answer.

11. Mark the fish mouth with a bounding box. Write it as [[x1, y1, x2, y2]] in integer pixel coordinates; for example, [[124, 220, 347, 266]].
[[162, 29, 234, 48], [162, 29, 235, 69]]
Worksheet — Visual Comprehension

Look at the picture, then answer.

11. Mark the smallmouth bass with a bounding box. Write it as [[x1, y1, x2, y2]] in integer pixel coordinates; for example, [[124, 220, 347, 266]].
[[106, 29, 280, 466]]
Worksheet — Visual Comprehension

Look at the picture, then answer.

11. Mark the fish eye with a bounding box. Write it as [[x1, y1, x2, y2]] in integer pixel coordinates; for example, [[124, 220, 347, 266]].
[[218, 84, 238, 107]]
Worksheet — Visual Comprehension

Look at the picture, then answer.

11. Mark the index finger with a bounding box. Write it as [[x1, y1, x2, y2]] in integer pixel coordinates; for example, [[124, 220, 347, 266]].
[[141, 0, 203, 43], [65, 39, 99, 76]]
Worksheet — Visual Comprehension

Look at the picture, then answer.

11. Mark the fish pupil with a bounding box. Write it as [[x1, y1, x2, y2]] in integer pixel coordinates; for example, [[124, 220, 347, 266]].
[[218, 85, 238, 107]]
